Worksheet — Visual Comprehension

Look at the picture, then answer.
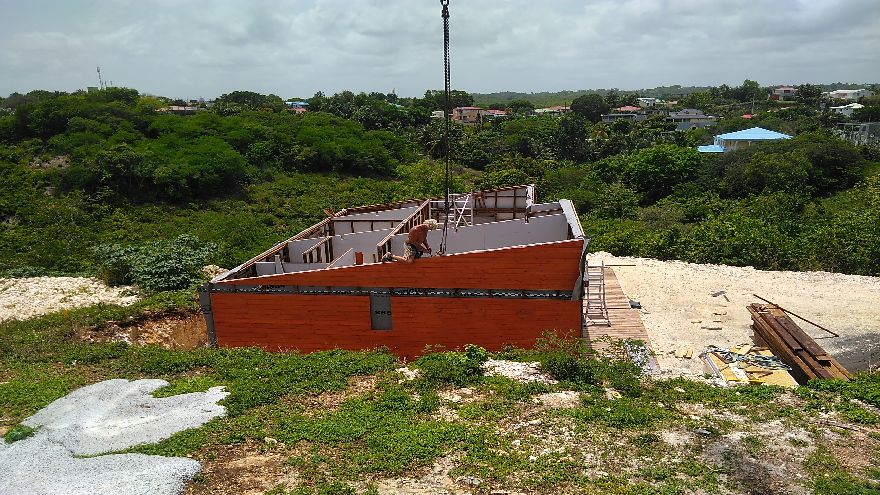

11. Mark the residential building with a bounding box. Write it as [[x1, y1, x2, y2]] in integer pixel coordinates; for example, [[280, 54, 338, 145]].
[[601, 113, 647, 123], [697, 126, 792, 153], [825, 89, 875, 101], [430, 110, 446, 119], [829, 103, 864, 117], [485, 109, 508, 119], [835, 122, 880, 146], [452, 106, 484, 124], [199, 185, 587, 359], [675, 122, 713, 131], [533, 105, 570, 116], [667, 109, 717, 125], [615, 105, 642, 112], [771, 86, 798, 101], [285, 101, 309, 114], [157, 105, 199, 115], [637, 97, 663, 108]]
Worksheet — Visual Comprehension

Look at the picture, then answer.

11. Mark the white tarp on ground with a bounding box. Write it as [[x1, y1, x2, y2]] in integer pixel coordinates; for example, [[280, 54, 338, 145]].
[[0, 379, 228, 495]]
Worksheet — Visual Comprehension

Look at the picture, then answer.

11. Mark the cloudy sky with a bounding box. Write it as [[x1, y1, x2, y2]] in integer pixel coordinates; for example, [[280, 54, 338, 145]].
[[1, 0, 878, 99]]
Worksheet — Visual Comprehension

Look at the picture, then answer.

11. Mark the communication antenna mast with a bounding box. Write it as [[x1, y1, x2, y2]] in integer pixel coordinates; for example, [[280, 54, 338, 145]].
[[439, 0, 452, 255], [96, 66, 105, 90]]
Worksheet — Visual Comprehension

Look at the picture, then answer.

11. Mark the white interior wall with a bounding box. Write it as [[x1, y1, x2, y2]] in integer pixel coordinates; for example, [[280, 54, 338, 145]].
[[335, 204, 420, 221], [328, 249, 356, 268], [288, 238, 324, 260], [388, 213, 569, 255], [332, 227, 396, 261], [332, 220, 397, 235]]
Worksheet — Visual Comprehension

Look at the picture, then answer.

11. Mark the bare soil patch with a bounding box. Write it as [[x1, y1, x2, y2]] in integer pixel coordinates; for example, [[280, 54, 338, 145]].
[[185, 440, 297, 495], [74, 312, 210, 350]]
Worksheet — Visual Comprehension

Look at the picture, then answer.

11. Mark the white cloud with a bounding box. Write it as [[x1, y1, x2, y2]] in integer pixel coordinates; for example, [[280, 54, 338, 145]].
[[0, 0, 878, 99]]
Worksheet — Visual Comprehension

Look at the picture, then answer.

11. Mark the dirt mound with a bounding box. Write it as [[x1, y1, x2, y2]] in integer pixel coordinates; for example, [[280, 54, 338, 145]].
[[75, 312, 210, 350]]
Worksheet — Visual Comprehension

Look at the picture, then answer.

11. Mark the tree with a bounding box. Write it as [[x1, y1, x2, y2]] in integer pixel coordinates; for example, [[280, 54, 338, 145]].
[[214, 91, 285, 112], [420, 90, 474, 110], [733, 79, 764, 103], [853, 105, 880, 122], [570, 94, 609, 123], [556, 114, 590, 162], [597, 145, 701, 203], [605, 89, 621, 108], [475, 169, 529, 190], [507, 99, 534, 115], [796, 84, 823, 106]]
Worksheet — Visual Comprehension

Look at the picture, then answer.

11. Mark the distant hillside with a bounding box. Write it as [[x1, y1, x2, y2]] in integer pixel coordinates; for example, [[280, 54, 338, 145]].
[[472, 83, 879, 107]]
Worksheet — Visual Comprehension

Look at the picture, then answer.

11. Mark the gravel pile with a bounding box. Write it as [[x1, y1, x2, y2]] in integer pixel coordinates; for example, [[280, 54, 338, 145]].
[[0, 379, 228, 495], [588, 252, 880, 375], [482, 359, 557, 384], [0, 277, 138, 323]]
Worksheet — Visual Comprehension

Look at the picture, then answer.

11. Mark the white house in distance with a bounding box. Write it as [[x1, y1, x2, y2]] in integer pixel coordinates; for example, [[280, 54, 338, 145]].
[[830, 103, 865, 117], [771, 86, 797, 101], [637, 97, 663, 108], [697, 127, 792, 153], [825, 89, 875, 101]]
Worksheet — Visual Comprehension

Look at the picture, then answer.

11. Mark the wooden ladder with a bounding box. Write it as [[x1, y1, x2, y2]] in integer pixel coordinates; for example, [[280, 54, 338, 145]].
[[585, 261, 610, 326]]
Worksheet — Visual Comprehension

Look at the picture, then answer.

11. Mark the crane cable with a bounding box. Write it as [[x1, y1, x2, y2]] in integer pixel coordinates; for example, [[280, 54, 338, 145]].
[[439, 0, 451, 255]]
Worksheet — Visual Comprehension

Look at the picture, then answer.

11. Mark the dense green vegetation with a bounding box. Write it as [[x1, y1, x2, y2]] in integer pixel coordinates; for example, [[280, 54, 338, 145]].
[[1, 81, 879, 283]]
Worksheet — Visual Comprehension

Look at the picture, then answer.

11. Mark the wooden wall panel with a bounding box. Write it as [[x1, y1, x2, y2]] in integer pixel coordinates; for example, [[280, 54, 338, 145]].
[[217, 240, 584, 292], [211, 292, 582, 358]]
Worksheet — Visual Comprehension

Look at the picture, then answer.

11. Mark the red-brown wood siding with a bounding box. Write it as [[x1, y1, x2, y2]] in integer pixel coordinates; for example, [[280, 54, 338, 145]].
[[217, 240, 583, 291], [212, 293, 581, 358], [210, 240, 584, 358]]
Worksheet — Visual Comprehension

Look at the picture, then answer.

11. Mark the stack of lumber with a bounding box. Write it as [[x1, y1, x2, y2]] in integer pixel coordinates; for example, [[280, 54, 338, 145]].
[[747, 303, 851, 384]]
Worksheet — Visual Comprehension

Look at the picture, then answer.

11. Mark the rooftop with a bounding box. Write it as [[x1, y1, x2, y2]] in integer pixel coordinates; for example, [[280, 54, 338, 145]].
[[831, 103, 865, 110], [716, 127, 792, 141], [697, 144, 725, 153]]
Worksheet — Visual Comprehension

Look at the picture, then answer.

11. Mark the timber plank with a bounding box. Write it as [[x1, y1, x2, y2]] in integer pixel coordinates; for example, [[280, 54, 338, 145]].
[[747, 304, 849, 383]]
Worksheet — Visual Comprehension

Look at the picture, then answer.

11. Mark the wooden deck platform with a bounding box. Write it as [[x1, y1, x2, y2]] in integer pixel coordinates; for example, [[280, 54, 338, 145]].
[[584, 267, 652, 349]]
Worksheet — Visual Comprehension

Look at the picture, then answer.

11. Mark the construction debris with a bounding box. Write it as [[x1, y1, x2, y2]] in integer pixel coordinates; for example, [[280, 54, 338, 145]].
[[701, 345, 798, 388], [674, 347, 694, 359], [748, 303, 851, 384]]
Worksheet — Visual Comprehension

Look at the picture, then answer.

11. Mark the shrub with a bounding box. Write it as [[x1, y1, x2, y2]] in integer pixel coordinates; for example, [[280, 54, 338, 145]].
[[93, 234, 216, 292], [413, 344, 489, 386], [533, 332, 644, 395], [474, 169, 529, 190], [4, 424, 36, 443]]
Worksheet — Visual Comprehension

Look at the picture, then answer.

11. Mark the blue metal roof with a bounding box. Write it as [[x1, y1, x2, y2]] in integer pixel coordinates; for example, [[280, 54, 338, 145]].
[[716, 127, 791, 141], [697, 144, 725, 153]]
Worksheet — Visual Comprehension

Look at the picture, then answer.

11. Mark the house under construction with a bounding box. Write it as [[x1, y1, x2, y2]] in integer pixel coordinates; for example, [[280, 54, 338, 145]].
[[199, 185, 590, 358]]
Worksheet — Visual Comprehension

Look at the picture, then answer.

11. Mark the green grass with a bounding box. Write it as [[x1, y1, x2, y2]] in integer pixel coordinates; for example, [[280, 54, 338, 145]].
[[3, 424, 37, 443], [1, 298, 879, 494], [806, 446, 880, 495]]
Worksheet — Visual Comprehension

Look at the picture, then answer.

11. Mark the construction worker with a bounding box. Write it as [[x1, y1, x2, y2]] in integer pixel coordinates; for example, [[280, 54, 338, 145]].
[[382, 219, 439, 263]]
